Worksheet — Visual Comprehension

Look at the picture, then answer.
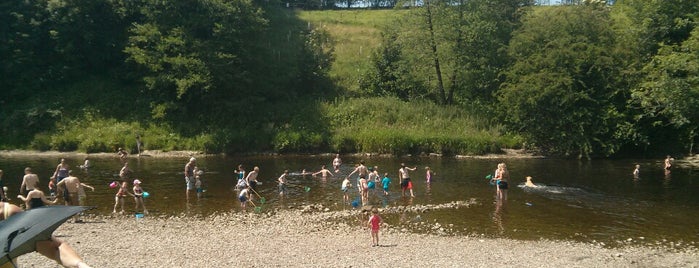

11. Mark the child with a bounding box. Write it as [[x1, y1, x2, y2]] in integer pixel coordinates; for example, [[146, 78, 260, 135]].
[[239, 186, 250, 211], [341, 176, 351, 202], [132, 179, 148, 214], [195, 175, 203, 199], [381, 173, 391, 196], [48, 177, 56, 198], [425, 166, 435, 183], [113, 181, 133, 214], [367, 208, 382, 247], [278, 170, 289, 196], [633, 164, 640, 179]]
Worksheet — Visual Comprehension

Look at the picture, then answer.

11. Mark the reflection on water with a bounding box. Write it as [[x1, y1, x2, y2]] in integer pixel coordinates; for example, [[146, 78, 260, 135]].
[[0, 154, 698, 248]]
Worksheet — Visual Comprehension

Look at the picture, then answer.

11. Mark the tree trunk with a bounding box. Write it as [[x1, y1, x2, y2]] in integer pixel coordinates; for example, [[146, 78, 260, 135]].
[[425, 0, 447, 105]]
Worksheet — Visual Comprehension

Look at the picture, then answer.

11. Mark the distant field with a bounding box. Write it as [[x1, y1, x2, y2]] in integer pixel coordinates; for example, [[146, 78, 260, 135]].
[[297, 9, 407, 92]]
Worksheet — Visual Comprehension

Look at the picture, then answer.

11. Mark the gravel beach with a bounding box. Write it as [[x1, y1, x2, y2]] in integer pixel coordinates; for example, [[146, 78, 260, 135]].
[[17, 208, 699, 268]]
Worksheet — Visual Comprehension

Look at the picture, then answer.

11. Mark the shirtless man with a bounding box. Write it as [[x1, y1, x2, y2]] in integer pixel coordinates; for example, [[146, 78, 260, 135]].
[[245, 166, 260, 193], [20, 167, 40, 195], [312, 165, 334, 180], [56, 170, 84, 222], [399, 163, 417, 197]]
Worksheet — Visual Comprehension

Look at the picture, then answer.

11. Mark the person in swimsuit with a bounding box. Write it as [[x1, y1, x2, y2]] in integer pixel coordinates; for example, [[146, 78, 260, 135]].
[[184, 157, 196, 201], [17, 188, 56, 209], [238, 186, 250, 211], [277, 170, 289, 197], [132, 179, 148, 214], [312, 165, 334, 181], [381, 173, 391, 196], [20, 167, 40, 196], [332, 154, 342, 173], [359, 175, 369, 204], [113, 181, 133, 214], [367, 208, 382, 247], [119, 162, 133, 180], [341, 177, 351, 202], [55, 171, 87, 222], [493, 163, 509, 201], [399, 163, 417, 197], [0, 202, 92, 268], [425, 166, 435, 184], [51, 158, 70, 183], [245, 166, 260, 197]]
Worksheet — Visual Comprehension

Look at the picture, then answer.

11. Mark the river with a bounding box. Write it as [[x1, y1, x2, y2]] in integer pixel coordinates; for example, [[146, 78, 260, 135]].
[[1, 153, 697, 249]]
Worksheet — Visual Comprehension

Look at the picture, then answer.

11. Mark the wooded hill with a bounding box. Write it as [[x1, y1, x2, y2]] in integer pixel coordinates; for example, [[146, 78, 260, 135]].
[[1, 0, 697, 158]]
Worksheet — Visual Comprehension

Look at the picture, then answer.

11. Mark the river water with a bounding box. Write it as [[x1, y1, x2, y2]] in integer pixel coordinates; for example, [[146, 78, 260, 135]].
[[1, 154, 697, 249]]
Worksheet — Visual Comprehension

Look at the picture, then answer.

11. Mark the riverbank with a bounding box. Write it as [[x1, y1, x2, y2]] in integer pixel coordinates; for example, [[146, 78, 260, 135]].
[[18, 209, 699, 267], [0, 148, 541, 160]]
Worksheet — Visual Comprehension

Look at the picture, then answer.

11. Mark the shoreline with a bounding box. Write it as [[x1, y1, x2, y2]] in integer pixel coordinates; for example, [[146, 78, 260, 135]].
[[17, 209, 699, 267], [0, 148, 541, 159]]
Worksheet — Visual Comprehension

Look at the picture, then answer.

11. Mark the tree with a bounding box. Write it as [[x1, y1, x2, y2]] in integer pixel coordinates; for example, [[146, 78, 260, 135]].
[[498, 5, 625, 158], [631, 27, 699, 154], [124, 0, 268, 129]]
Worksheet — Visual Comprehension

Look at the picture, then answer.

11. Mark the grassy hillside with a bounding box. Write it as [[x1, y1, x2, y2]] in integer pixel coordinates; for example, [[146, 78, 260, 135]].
[[297, 10, 406, 93]]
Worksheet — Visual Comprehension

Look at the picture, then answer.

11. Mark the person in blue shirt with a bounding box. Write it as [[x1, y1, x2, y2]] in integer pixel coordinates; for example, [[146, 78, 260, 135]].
[[381, 173, 391, 196]]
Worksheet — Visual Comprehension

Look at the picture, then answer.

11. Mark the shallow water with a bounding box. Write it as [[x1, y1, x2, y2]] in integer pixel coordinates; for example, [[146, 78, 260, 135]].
[[1, 154, 697, 248]]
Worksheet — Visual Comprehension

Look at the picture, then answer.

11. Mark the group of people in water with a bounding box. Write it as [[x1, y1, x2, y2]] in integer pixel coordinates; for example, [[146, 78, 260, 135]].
[[217, 153, 443, 211]]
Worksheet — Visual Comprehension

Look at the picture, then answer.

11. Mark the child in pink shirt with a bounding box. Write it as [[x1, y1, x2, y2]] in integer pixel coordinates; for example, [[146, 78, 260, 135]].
[[368, 208, 382, 247]]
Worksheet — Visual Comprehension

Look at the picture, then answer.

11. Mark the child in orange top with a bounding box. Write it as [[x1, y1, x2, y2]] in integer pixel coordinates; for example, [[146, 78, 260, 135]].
[[367, 208, 382, 247]]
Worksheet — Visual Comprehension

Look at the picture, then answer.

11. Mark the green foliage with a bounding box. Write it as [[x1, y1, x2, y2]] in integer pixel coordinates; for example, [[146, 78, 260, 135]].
[[499, 5, 624, 158], [631, 26, 699, 153], [323, 97, 519, 155]]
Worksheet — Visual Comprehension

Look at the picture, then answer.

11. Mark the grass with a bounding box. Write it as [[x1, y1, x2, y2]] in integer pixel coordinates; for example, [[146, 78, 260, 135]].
[[297, 9, 407, 92]]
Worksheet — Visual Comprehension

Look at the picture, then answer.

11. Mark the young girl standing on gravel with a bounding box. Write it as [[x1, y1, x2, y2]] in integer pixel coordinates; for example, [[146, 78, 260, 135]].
[[368, 208, 382, 247]]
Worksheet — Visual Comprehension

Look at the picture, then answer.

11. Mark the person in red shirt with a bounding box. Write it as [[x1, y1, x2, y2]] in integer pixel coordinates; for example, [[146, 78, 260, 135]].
[[367, 208, 382, 247]]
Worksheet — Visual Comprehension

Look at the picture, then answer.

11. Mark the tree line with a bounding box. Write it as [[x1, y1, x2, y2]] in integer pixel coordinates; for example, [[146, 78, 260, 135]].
[[1, 0, 697, 158], [1, 0, 335, 153], [360, 0, 699, 158]]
